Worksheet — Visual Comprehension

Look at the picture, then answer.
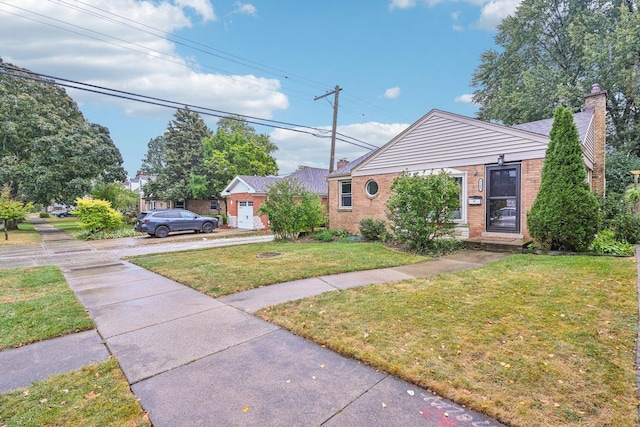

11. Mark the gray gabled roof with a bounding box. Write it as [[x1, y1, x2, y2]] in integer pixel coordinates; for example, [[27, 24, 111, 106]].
[[222, 167, 329, 197], [287, 167, 329, 195], [328, 149, 377, 177], [512, 109, 593, 142], [329, 107, 595, 179]]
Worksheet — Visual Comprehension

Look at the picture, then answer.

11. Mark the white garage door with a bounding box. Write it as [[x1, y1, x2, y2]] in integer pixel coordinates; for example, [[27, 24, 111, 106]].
[[238, 201, 254, 229]]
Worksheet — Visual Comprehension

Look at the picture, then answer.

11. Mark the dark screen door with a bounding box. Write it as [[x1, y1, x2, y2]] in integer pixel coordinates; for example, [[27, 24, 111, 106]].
[[486, 165, 520, 233]]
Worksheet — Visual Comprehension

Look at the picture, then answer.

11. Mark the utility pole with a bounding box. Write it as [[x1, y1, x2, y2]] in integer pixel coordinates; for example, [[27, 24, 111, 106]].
[[314, 85, 341, 172]]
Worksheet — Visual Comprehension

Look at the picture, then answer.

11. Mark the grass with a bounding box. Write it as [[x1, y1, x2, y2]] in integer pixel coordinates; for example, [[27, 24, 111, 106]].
[[128, 241, 427, 297], [0, 222, 40, 246], [257, 254, 639, 427], [0, 265, 95, 350], [0, 358, 150, 427], [0, 267, 149, 426]]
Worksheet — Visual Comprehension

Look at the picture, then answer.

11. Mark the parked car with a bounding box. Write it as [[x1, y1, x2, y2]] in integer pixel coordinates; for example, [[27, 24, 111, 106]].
[[134, 209, 219, 238], [51, 209, 73, 218]]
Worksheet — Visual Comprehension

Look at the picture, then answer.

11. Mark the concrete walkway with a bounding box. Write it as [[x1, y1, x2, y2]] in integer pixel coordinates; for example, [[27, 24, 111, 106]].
[[0, 219, 506, 426]]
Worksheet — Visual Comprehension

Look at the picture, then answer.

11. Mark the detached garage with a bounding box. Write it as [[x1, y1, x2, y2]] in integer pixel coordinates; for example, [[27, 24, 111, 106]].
[[222, 167, 329, 230]]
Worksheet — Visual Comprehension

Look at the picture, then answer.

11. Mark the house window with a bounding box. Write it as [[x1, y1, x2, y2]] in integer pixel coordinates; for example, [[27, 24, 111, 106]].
[[365, 180, 379, 197], [340, 181, 352, 208], [452, 177, 463, 220], [210, 199, 219, 210], [175, 200, 185, 209], [146, 200, 156, 210]]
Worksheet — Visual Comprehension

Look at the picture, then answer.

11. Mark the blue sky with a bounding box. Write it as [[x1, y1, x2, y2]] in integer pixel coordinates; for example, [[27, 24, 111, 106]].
[[0, 0, 519, 177]]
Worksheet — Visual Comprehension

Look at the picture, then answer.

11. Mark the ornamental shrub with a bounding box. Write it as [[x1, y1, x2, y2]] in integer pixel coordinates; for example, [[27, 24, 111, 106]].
[[258, 179, 325, 240], [386, 170, 461, 254], [74, 197, 123, 233], [527, 105, 600, 251], [359, 218, 388, 242]]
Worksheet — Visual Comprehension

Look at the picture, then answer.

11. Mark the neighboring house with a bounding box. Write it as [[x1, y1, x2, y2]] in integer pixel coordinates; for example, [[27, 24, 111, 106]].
[[125, 172, 221, 216], [327, 85, 607, 241], [222, 167, 329, 230]]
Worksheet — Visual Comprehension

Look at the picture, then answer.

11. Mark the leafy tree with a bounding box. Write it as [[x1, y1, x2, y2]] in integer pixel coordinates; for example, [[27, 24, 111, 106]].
[[74, 197, 123, 233], [471, 0, 639, 155], [258, 179, 324, 240], [0, 191, 33, 240], [386, 171, 461, 254], [91, 182, 140, 213], [216, 115, 278, 155], [142, 108, 212, 203], [527, 105, 600, 251], [0, 59, 126, 205], [198, 116, 279, 200], [606, 151, 640, 195]]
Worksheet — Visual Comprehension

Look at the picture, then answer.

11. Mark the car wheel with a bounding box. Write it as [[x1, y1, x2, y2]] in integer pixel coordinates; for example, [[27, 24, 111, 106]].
[[154, 225, 170, 238], [202, 222, 214, 233]]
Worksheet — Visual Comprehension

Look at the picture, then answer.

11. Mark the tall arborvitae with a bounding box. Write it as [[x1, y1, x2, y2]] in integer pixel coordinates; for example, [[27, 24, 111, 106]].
[[527, 105, 600, 251]]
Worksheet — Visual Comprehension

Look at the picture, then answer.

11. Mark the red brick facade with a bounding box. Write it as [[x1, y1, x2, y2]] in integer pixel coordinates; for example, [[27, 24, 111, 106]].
[[329, 160, 545, 240]]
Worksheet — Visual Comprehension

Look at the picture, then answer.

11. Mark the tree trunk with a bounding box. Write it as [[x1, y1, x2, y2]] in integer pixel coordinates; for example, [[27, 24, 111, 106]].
[[5, 219, 18, 230], [3, 220, 7, 241]]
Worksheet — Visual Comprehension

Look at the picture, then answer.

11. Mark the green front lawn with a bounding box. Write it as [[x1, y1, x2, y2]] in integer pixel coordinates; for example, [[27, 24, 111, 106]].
[[128, 241, 428, 297], [0, 359, 150, 427], [258, 254, 639, 426], [0, 266, 94, 350], [0, 222, 40, 246], [0, 266, 149, 426]]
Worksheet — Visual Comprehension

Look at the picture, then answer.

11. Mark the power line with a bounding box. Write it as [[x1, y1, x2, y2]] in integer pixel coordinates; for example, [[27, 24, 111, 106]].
[[1, 0, 407, 124], [0, 64, 379, 151]]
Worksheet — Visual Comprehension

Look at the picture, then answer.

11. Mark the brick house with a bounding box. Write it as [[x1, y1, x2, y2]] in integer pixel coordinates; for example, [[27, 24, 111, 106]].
[[127, 172, 222, 216], [222, 167, 329, 230], [327, 85, 607, 241]]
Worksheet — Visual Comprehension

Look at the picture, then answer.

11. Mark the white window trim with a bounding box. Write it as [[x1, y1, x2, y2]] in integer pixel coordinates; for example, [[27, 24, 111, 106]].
[[339, 180, 352, 209], [452, 173, 467, 224]]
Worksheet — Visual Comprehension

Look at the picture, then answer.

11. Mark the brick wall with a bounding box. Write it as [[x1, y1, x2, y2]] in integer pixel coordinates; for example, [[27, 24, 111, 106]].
[[584, 85, 607, 196], [329, 160, 545, 239]]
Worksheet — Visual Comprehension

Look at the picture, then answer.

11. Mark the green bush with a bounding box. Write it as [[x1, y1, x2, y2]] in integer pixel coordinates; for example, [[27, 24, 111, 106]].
[[610, 212, 640, 244], [386, 170, 461, 254], [359, 218, 388, 242], [589, 230, 635, 256], [258, 179, 325, 240], [527, 105, 600, 251], [74, 197, 123, 233], [313, 228, 350, 242], [39, 212, 50, 218]]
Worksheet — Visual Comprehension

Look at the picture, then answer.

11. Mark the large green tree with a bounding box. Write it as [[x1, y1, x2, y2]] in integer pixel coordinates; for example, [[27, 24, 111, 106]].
[[142, 108, 212, 202], [196, 116, 279, 200], [471, 0, 640, 190], [0, 60, 126, 206], [527, 105, 600, 251]]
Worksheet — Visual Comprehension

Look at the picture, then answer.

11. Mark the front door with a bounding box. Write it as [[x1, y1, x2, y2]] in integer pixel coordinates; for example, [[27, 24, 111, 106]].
[[486, 164, 521, 233], [238, 201, 254, 229]]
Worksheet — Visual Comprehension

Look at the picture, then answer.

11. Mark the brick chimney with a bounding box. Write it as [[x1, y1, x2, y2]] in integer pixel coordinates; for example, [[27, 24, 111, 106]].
[[584, 83, 607, 196], [336, 158, 350, 170]]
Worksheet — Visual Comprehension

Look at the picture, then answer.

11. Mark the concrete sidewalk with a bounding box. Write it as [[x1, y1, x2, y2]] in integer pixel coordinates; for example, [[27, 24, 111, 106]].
[[0, 220, 505, 426]]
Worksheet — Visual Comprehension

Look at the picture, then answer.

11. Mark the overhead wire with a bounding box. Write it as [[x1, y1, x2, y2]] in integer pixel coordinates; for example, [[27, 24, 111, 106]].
[[14, 0, 405, 124], [0, 63, 379, 151]]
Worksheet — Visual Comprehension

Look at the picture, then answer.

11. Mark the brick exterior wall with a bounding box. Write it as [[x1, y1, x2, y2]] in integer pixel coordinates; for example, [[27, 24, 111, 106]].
[[227, 193, 268, 230], [584, 86, 607, 196], [329, 160, 545, 239]]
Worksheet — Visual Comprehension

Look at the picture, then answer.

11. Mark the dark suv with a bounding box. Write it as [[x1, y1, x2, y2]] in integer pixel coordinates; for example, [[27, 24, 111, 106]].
[[134, 209, 219, 238]]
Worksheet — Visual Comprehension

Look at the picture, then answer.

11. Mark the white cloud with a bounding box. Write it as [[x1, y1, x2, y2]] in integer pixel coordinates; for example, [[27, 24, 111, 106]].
[[455, 94, 476, 104], [175, 0, 216, 21], [233, 2, 257, 16], [271, 122, 409, 174], [473, 0, 520, 30], [389, 0, 522, 31], [382, 87, 401, 99], [389, 0, 417, 10], [0, 0, 286, 119]]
